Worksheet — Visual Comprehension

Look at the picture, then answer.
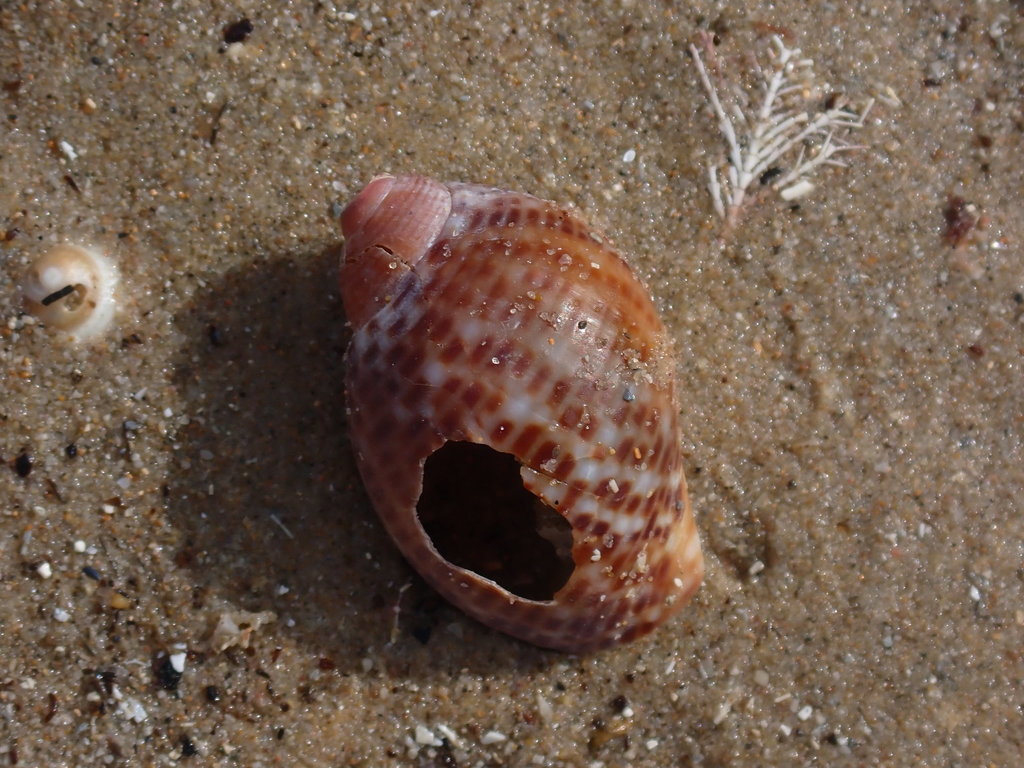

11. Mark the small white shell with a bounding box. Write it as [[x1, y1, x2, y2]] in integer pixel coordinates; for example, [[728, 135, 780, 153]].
[[21, 244, 118, 340]]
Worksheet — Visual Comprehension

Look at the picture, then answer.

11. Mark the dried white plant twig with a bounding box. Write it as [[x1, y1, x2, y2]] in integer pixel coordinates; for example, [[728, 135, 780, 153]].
[[690, 34, 873, 231]]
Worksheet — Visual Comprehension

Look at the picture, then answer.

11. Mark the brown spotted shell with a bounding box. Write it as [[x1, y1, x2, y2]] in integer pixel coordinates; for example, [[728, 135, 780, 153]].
[[338, 175, 703, 652]]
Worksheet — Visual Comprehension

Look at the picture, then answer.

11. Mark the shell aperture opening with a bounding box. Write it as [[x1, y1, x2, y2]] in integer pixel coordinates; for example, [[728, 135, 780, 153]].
[[417, 441, 575, 602]]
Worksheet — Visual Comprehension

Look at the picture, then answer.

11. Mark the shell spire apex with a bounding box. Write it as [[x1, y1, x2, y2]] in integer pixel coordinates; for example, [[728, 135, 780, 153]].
[[337, 174, 452, 329]]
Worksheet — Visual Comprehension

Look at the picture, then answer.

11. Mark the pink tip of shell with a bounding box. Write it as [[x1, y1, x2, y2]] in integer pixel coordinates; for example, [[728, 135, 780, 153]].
[[337, 175, 452, 330], [340, 174, 395, 240]]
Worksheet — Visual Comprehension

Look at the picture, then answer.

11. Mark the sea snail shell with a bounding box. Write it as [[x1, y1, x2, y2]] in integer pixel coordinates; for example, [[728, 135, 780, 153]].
[[338, 175, 703, 652], [21, 244, 118, 340]]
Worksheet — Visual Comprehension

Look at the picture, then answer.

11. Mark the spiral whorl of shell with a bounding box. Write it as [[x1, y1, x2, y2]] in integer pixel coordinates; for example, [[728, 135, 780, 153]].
[[339, 175, 703, 652]]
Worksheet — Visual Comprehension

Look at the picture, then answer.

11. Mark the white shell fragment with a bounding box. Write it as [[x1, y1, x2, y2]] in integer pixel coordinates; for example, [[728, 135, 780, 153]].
[[20, 244, 119, 340], [779, 179, 816, 201]]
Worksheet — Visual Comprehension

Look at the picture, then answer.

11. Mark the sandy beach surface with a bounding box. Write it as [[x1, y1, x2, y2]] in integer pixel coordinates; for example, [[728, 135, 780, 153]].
[[1, 1, 1022, 765]]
